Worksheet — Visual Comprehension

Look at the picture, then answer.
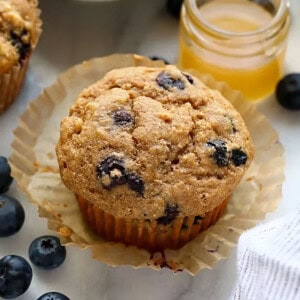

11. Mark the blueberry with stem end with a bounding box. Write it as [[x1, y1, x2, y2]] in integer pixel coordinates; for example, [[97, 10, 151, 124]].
[[29, 236, 66, 270], [0, 156, 13, 194], [0, 255, 32, 299], [0, 195, 25, 237], [37, 292, 70, 300]]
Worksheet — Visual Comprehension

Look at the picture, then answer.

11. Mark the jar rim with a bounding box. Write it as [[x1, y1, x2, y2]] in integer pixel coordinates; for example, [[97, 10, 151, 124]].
[[185, 0, 290, 38]]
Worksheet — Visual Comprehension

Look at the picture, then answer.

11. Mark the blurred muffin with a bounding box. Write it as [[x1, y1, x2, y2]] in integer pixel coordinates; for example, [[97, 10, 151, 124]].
[[0, 0, 41, 113], [56, 65, 254, 251]]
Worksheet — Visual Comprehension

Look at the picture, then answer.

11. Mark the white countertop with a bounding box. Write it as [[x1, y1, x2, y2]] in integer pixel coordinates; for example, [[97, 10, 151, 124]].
[[0, 0, 299, 299]]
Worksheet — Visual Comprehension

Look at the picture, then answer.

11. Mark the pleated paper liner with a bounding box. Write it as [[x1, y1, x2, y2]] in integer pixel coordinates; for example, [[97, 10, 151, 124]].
[[76, 194, 229, 252], [0, 3, 42, 114], [9, 54, 284, 275]]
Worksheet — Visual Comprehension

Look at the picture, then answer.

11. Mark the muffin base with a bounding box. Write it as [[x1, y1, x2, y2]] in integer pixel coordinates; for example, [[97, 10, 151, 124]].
[[76, 194, 229, 252], [0, 58, 30, 114]]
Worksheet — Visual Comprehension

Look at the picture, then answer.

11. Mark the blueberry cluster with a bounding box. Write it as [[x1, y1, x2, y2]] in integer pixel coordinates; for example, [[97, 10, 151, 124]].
[[0, 156, 69, 299]]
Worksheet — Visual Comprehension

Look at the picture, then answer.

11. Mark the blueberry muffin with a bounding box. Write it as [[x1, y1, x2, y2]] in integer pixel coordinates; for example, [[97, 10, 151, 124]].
[[0, 0, 41, 113], [56, 65, 254, 251]]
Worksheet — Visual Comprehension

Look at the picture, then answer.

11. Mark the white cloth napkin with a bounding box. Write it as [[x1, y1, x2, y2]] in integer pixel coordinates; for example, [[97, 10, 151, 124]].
[[231, 211, 300, 300]]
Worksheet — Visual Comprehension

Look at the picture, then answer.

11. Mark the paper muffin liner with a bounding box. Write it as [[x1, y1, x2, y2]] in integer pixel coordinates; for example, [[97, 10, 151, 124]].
[[10, 54, 284, 275], [76, 194, 229, 252], [0, 4, 42, 114]]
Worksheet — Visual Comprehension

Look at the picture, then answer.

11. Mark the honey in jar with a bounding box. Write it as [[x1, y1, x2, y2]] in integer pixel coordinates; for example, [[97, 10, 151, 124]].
[[179, 0, 290, 101]]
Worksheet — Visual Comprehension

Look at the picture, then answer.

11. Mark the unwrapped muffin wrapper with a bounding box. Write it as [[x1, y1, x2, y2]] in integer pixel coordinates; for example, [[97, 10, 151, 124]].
[[10, 54, 284, 275]]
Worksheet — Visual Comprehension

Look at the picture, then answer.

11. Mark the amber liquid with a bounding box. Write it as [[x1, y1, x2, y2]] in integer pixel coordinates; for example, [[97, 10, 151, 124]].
[[179, 0, 285, 101]]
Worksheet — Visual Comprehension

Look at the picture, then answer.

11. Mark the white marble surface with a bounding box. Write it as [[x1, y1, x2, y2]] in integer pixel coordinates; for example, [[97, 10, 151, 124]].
[[0, 0, 300, 299]]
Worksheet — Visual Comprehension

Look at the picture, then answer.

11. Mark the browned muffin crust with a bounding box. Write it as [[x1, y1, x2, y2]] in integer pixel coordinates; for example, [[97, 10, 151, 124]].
[[0, 0, 40, 73], [56, 65, 254, 220]]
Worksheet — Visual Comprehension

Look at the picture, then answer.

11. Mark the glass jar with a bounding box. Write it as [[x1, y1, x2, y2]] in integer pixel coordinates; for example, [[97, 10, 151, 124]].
[[178, 0, 290, 101]]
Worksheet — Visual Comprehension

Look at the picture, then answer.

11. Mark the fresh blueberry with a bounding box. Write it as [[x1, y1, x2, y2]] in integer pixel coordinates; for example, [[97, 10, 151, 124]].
[[231, 149, 248, 166], [112, 109, 134, 126], [149, 56, 170, 65], [156, 72, 185, 90], [29, 236, 66, 270], [0, 195, 25, 237], [276, 73, 300, 110], [157, 203, 180, 225], [166, 0, 183, 18], [37, 292, 70, 300], [0, 156, 13, 194], [0, 255, 32, 299]]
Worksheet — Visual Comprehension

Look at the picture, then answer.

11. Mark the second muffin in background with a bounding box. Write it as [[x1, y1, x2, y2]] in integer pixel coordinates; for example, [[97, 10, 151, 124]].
[[56, 65, 254, 252], [0, 0, 41, 113]]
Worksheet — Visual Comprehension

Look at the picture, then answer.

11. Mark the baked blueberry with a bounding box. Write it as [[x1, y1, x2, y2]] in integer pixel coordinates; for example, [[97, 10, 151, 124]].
[[112, 109, 134, 126], [29, 236, 66, 270], [183, 73, 194, 84], [0, 195, 25, 237], [0, 255, 32, 299], [229, 118, 238, 133], [231, 149, 247, 166], [10, 30, 31, 62], [149, 56, 170, 65], [156, 72, 185, 90], [193, 215, 204, 225], [157, 203, 180, 225], [126, 172, 145, 196], [166, 0, 183, 18], [0, 156, 13, 194], [96, 156, 127, 189], [181, 223, 189, 230], [276, 73, 300, 110], [96, 156, 145, 196], [207, 140, 229, 167], [37, 292, 70, 300]]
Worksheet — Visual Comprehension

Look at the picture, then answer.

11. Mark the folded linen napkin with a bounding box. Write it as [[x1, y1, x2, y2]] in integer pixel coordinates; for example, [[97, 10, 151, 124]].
[[231, 211, 300, 300]]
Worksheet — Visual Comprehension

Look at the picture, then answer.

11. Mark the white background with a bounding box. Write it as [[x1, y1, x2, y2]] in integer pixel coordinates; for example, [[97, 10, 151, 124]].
[[0, 0, 299, 299]]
